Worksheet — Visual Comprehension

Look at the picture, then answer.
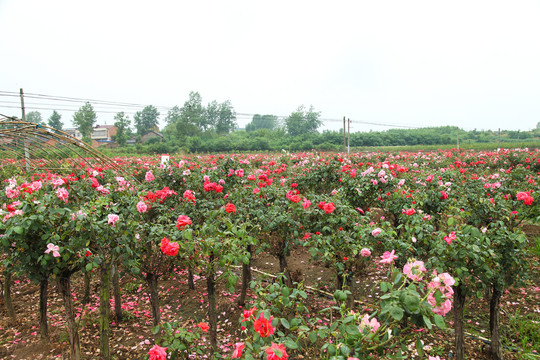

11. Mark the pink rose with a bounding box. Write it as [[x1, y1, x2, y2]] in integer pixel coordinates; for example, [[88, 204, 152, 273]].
[[148, 344, 167, 360]]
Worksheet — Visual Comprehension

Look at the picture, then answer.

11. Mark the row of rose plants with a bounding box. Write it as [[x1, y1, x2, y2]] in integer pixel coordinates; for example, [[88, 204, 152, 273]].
[[0, 148, 538, 359]]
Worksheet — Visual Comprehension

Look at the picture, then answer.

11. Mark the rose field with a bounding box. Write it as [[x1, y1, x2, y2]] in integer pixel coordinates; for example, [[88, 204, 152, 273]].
[[0, 149, 539, 360]]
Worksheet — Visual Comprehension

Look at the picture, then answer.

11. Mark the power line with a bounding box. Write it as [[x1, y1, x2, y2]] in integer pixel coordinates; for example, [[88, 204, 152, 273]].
[[0, 90, 424, 130]]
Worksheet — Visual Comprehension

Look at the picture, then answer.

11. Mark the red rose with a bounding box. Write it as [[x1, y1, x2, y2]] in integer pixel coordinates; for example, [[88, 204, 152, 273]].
[[225, 203, 236, 213], [197, 322, 210, 332], [176, 215, 192, 230], [323, 202, 336, 214], [253, 313, 274, 337]]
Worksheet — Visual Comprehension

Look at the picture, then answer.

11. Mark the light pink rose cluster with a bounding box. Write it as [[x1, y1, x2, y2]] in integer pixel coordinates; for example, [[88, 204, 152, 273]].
[[427, 271, 455, 316]]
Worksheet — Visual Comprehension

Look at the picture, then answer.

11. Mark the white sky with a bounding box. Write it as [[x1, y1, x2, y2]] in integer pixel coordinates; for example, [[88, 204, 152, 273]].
[[1, 0, 539, 133]]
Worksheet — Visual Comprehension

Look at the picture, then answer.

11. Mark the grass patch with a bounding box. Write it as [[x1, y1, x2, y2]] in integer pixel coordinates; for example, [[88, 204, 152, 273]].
[[529, 236, 540, 258], [503, 310, 540, 356]]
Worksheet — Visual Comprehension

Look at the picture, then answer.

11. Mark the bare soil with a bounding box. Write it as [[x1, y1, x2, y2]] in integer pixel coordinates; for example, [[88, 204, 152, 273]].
[[1, 226, 539, 359]]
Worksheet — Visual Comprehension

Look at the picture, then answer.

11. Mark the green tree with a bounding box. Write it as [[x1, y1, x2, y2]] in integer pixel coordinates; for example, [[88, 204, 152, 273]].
[[175, 92, 204, 138], [26, 111, 42, 123], [246, 114, 278, 132], [285, 105, 322, 136], [134, 105, 160, 136], [47, 110, 63, 131], [165, 105, 182, 125], [72, 102, 97, 142], [112, 112, 131, 146], [206, 99, 237, 134]]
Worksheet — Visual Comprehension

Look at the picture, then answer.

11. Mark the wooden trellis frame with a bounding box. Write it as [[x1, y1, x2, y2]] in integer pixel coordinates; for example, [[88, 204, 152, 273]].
[[0, 115, 135, 180]]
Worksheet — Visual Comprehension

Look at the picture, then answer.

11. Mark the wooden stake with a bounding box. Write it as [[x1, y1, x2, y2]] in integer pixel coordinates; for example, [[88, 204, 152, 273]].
[[343, 116, 346, 152], [347, 118, 351, 154], [20, 88, 30, 173]]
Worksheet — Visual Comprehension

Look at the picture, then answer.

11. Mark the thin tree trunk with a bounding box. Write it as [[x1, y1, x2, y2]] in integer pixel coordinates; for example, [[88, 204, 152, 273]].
[[3, 269, 16, 322], [490, 285, 503, 360], [345, 272, 355, 309], [39, 277, 49, 341], [207, 253, 218, 351], [277, 241, 292, 287], [187, 267, 195, 290], [100, 262, 111, 360], [146, 272, 161, 327], [112, 264, 122, 323], [58, 274, 81, 360], [336, 272, 344, 290], [237, 244, 252, 307], [453, 284, 466, 360], [82, 271, 91, 305]]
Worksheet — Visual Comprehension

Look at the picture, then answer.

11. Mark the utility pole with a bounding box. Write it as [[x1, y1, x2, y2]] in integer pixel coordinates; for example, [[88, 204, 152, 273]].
[[343, 116, 346, 153], [20, 88, 26, 121], [347, 118, 351, 154], [20, 88, 30, 172]]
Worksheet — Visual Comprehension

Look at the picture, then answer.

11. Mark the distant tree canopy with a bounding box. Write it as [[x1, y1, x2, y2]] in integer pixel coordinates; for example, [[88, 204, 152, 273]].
[[47, 110, 63, 131], [246, 114, 278, 132], [26, 111, 42, 123], [72, 102, 97, 142], [163, 91, 237, 140], [134, 105, 160, 136], [112, 112, 131, 146], [100, 92, 539, 154], [285, 105, 322, 136]]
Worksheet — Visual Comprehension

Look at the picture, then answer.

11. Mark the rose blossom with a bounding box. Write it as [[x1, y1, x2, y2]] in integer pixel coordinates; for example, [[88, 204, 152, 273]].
[[323, 202, 336, 214], [403, 260, 427, 281], [232, 343, 245, 358], [359, 314, 381, 333], [253, 313, 275, 337], [225, 203, 236, 213], [145, 171, 155, 182], [176, 215, 192, 230], [148, 344, 167, 360], [107, 214, 119, 226], [136, 201, 148, 213], [44, 243, 60, 258], [265, 342, 288, 360], [380, 250, 398, 264]]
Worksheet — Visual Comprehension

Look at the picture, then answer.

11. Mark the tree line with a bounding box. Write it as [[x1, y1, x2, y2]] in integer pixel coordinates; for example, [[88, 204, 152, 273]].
[[21, 91, 540, 154]]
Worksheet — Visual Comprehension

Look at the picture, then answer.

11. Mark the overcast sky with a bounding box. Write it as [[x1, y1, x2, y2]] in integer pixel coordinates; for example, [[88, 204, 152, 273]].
[[1, 0, 539, 133]]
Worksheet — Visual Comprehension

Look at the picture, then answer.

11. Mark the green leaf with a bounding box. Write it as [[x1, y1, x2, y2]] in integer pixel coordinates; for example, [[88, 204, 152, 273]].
[[389, 307, 404, 321], [152, 325, 160, 335], [416, 338, 425, 357], [327, 344, 336, 356], [14, 226, 23, 234], [86, 263, 93, 272], [434, 314, 446, 329], [423, 315, 433, 330], [282, 287, 290, 298], [345, 325, 360, 335], [340, 344, 351, 356], [280, 318, 290, 329], [284, 338, 299, 350], [404, 295, 420, 313], [309, 331, 318, 343]]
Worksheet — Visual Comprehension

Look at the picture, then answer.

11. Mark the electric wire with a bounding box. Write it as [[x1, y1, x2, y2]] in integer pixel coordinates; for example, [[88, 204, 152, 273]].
[[0, 90, 425, 130]]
